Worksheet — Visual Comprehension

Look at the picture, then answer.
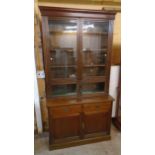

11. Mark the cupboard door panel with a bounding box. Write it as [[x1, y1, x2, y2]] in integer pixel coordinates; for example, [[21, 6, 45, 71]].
[[83, 103, 112, 135], [49, 105, 82, 140], [51, 115, 81, 139], [84, 112, 109, 134]]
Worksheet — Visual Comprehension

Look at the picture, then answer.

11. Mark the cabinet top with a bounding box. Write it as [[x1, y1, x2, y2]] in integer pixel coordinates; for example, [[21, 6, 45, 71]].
[[39, 6, 116, 19]]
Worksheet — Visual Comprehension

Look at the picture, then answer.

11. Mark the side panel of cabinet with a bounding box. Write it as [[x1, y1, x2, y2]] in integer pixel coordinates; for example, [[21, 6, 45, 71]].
[[83, 102, 112, 136]]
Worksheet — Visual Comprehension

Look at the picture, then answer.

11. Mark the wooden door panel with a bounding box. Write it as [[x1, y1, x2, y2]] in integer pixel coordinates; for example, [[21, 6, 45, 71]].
[[51, 115, 81, 139], [84, 112, 110, 135]]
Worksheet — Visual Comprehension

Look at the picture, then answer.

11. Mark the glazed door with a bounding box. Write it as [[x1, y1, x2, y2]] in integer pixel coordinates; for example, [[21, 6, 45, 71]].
[[80, 20, 110, 96], [44, 18, 79, 97], [43, 17, 111, 98]]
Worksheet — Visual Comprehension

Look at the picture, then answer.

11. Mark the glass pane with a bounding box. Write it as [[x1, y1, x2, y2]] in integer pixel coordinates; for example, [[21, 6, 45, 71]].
[[50, 48, 76, 66], [83, 66, 106, 78], [48, 19, 77, 79], [81, 82, 105, 94], [82, 49, 107, 65], [50, 67, 76, 78], [52, 84, 76, 96], [82, 21, 109, 65]]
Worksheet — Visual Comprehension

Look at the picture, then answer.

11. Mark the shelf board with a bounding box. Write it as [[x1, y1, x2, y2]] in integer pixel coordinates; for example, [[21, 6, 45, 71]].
[[82, 48, 107, 52], [50, 31, 108, 35], [50, 64, 105, 68], [50, 65, 76, 68], [52, 92, 76, 97], [82, 76, 106, 83], [51, 78, 77, 85], [50, 48, 107, 52], [50, 76, 106, 85], [83, 32, 108, 35], [50, 48, 74, 52], [50, 31, 77, 35], [83, 64, 106, 67], [81, 90, 104, 94]]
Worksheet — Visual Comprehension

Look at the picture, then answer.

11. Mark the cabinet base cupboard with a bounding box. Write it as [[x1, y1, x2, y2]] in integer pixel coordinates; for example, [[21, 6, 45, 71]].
[[39, 6, 116, 150]]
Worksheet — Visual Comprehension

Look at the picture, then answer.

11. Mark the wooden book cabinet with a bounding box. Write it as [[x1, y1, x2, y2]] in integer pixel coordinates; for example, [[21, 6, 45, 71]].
[[39, 6, 116, 150]]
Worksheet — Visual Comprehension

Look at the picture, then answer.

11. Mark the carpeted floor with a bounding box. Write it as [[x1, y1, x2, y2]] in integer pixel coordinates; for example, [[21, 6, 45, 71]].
[[34, 125, 121, 155]]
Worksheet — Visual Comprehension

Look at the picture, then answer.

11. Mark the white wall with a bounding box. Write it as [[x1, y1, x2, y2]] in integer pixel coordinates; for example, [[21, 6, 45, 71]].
[[34, 63, 43, 134], [109, 65, 120, 117]]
